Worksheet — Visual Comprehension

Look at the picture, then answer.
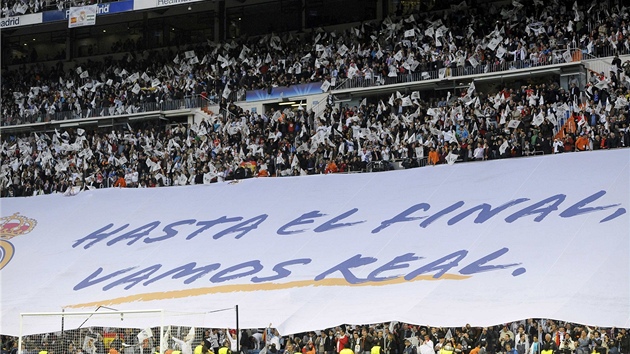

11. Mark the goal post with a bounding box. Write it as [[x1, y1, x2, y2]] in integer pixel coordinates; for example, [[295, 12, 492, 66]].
[[18, 309, 165, 354], [16, 306, 240, 354]]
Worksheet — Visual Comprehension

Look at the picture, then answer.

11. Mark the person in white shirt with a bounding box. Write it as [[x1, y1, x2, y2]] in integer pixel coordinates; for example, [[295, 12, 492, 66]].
[[225, 330, 238, 353], [420, 335, 434, 354], [173, 336, 193, 354], [359, 147, 371, 163], [251, 330, 263, 350], [553, 138, 564, 154], [83, 337, 97, 354], [473, 144, 486, 160], [171, 327, 195, 354]]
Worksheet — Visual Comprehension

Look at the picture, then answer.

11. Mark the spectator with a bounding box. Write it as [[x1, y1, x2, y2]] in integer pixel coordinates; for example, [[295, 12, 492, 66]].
[[5, 0, 630, 126], [2, 65, 629, 198]]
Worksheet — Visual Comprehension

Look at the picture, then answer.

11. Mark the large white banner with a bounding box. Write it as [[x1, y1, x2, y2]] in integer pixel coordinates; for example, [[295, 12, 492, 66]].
[[68, 5, 97, 28], [1, 150, 629, 336]]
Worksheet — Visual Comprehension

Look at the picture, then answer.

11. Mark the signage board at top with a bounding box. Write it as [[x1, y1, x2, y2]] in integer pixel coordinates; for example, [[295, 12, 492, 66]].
[[68, 5, 97, 28], [2, 0, 206, 28]]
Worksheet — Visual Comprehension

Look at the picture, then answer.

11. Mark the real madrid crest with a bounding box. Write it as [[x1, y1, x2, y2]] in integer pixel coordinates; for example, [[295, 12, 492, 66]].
[[0, 213, 37, 270]]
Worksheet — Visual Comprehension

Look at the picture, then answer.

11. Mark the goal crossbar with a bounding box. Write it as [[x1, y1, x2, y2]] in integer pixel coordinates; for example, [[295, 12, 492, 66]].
[[18, 309, 165, 354]]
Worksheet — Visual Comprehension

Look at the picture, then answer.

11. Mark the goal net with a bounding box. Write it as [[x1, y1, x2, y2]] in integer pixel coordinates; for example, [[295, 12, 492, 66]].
[[15, 309, 230, 354]]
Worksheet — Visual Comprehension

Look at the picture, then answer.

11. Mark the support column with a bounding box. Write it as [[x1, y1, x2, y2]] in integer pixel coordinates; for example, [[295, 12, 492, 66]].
[[301, 0, 306, 31], [66, 28, 73, 61], [214, 0, 221, 43], [376, 0, 384, 22]]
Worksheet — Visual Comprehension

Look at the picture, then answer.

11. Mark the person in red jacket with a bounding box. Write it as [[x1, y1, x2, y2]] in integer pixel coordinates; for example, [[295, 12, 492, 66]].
[[337, 329, 349, 354], [113, 171, 126, 188], [575, 133, 590, 151], [428, 147, 440, 165], [325, 160, 338, 174]]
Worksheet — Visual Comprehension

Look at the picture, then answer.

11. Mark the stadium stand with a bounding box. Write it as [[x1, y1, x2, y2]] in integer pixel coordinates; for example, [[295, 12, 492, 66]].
[[0, 0, 629, 344], [1, 321, 629, 354], [1, 77, 628, 197], [2, 0, 630, 125]]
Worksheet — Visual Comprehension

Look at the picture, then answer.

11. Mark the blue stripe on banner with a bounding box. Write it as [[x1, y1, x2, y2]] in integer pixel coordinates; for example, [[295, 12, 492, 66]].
[[246, 83, 324, 102]]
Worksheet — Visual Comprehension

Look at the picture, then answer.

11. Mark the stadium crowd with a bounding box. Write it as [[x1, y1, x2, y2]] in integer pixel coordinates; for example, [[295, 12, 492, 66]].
[[2, 0, 630, 197], [1, 320, 630, 354], [3, 0, 630, 125], [1, 68, 629, 197]]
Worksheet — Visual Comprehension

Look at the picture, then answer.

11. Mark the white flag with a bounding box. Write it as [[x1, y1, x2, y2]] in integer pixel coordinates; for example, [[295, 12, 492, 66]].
[[468, 56, 479, 68], [184, 327, 195, 342], [320, 80, 331, 92], [404, 29, 415, 37], [137, 328, 154, 342], [499, 140, 509, 155], [488, 37, 501, 51], [546, 113, 557, 126], [507, 120, 521, 129], [446, 152, 458, 165], [337, 44, 349, 56], [162, 326, 171, 344], [563, 50, 572, 63], [467, 82, 476, 97], [496, 46, 507, 59], [223, 86, 232, 99]]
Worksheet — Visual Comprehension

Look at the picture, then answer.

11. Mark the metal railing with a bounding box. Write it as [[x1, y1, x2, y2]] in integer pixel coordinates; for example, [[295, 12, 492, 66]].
[[333, 48, 593, 91], [586, 45, 630, 60], [1, 96, 211, 127], [219, 107, 237, 120], [367, 157, 428, 172]]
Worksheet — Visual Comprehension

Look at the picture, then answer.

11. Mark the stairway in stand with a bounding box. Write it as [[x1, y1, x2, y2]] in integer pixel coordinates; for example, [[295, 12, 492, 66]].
[[201, 107, 214, 116]]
